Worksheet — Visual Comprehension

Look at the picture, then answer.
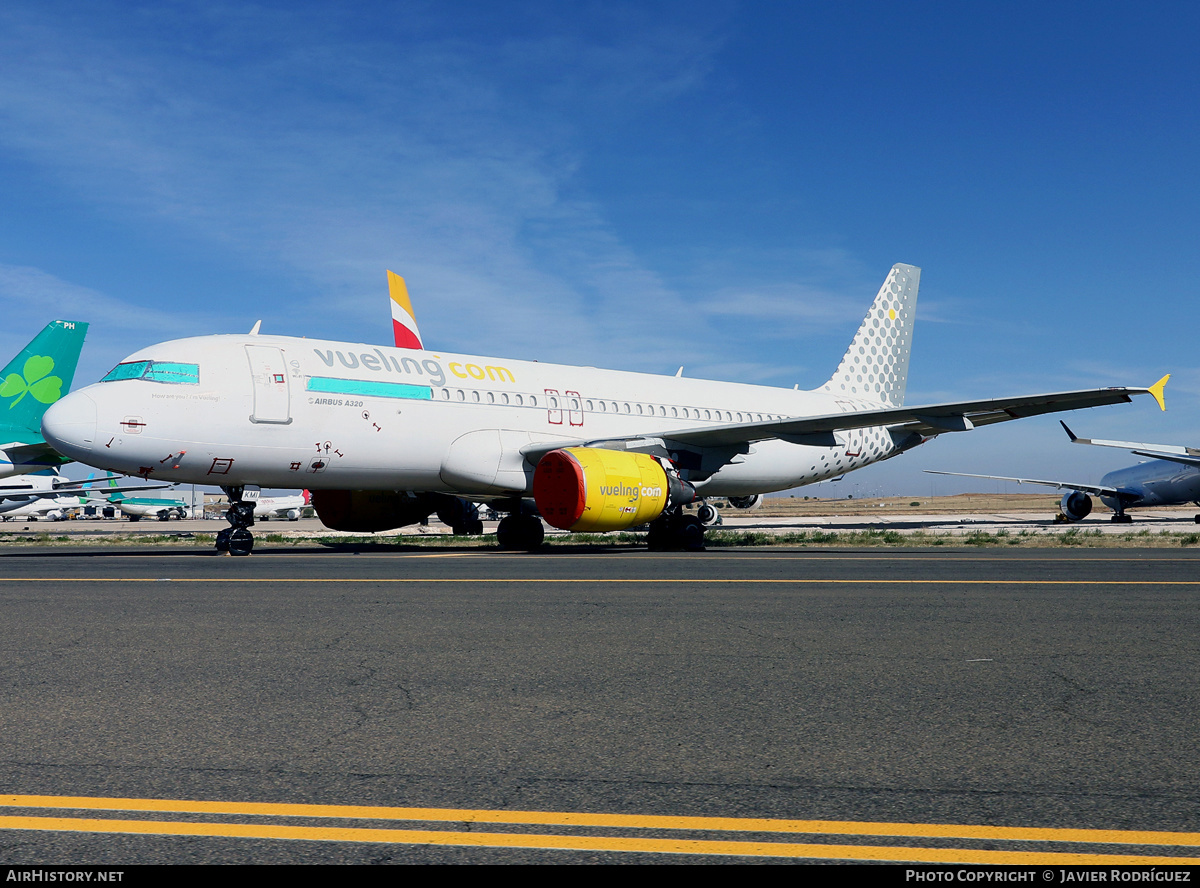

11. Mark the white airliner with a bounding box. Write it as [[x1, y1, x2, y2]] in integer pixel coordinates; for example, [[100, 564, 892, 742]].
[[0, 495, 80, 522], [0, 475, 82, 521], [0, 472, 167, 520], [247, 489, 311, 521], [40, 264, 1166, 555]]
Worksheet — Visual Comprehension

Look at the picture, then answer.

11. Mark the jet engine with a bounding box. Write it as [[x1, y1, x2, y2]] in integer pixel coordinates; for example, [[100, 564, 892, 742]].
[[435, 496, 484, 535], [284, 509, 301, 521], [533, 447, 696, 532], [727, 494, 763, 511], [310, 489, 441, 533], [1059, 490, 1093, 522]]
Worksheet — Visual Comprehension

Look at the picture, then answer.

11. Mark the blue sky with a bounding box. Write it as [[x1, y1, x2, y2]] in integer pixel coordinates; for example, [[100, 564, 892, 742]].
[[1, 1, 1197, 494]]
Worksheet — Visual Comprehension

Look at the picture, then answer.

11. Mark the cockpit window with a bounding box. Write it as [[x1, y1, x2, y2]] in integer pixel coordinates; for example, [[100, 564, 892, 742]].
[[101, 361, 200, 385]]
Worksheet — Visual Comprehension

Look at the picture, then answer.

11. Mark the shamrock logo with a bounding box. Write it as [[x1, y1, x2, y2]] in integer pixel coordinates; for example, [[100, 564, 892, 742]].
[[0, 355, 62, 408]]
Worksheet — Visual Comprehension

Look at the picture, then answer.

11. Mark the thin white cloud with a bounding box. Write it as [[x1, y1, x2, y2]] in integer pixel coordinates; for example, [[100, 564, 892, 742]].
[[0, 4, 752, 375]]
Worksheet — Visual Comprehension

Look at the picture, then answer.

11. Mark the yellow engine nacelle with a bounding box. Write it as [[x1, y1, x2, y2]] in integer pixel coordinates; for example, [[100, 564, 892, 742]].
[[533, 448, 674, 532]]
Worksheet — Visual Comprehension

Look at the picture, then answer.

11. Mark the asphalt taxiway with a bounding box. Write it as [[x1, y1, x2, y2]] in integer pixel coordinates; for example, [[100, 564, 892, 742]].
[[0, 546, 1198, 863]]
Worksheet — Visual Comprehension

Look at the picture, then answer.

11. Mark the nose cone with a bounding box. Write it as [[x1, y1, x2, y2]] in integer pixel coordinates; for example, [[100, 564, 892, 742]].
[[41, 390, 97, 460]]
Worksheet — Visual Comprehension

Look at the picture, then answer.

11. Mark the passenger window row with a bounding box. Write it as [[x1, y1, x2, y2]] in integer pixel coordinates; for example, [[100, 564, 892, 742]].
[[435, 386, 785, 424]]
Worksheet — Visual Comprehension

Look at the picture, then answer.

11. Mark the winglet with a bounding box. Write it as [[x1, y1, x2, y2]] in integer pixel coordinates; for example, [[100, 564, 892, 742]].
[[1060, 420, 1077, 442], [1148, 374, 1169, 411]]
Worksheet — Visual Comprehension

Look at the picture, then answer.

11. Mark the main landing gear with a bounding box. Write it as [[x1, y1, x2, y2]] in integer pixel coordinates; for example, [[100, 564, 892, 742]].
[[496, 513, 545, 551], [696, 500, 722, 527], [216, 486, 255, 556], [1110, 506, 1133, 524], [646, 507, 706, 551]]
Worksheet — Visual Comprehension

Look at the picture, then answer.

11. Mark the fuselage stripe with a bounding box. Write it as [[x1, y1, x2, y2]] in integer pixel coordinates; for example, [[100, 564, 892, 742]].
[[307, 377, 432, 400]]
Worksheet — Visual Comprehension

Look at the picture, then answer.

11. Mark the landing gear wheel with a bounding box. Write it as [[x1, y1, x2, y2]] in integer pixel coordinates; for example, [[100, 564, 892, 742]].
[[1194, 514, 1200, 525], [645, 511, 706, 551], [645, 520, 669, 551], [228, 527, 254, 556], [678, 515, 706, 551], [218, 488, 256, 553], [451, 519, 485, 536], [496, 515, 544, 550], [1111, 513, 1133, 524]]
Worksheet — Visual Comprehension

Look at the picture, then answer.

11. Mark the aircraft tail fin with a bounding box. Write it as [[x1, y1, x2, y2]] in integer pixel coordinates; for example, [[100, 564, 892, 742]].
[[820, 264, 919, 407], [0, 321, 89, 436], [387, 271, 424, 350]]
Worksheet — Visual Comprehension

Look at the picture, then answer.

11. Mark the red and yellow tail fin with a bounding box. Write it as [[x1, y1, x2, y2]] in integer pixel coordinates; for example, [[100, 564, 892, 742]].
[[387, 271, 424, 349]]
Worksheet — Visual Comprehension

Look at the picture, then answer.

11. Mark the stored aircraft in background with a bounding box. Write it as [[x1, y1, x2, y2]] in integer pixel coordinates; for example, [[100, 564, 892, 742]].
[[42, 263, 1168, 555], [83, 475, 189, 521], [0, 493, 81, 522], [0, 321, 88, 478], [927, 418, 1200, 524], [0, 473, 84, 521], [0, 471, 168, 520], [246, 489, 311, 521]]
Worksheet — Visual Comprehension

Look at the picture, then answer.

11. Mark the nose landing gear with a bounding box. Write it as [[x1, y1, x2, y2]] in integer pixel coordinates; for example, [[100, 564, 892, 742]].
[[216, 487, 256, 556]]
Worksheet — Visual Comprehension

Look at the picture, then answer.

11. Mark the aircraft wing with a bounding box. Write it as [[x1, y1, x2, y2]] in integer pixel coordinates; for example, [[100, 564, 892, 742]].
[[521, 381, 1165, 464], [1060, 421, 1200, 468], [657, 382, 1164, 449], [69, 481, 174, 495], [923, 470, 1133, 500]]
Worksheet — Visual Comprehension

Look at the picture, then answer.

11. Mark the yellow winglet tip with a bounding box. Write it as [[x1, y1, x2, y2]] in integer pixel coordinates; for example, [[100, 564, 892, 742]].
[[1149, 373, 1169, 411]]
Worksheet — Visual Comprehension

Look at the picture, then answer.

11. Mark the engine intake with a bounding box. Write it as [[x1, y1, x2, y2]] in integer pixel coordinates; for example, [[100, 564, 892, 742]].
[[1059, 490, 1093, 522]]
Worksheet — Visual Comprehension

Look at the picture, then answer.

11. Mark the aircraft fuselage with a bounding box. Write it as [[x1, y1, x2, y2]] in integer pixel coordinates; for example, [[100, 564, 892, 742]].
[[1099, 460, 1200, 511], [42, 334, 908, 496]]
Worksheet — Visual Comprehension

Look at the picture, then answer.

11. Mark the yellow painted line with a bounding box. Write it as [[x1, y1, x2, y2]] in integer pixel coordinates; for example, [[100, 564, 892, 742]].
[[0, 816, 1197, 863], [3, 796, 1199, 848]]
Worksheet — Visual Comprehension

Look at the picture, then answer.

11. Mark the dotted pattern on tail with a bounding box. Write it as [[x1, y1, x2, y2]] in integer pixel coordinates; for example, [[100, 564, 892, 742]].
[[821, 264, 920, 407]]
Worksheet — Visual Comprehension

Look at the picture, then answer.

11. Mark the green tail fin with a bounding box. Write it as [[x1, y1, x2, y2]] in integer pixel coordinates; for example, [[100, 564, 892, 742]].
[[0, 320, 89, 440]]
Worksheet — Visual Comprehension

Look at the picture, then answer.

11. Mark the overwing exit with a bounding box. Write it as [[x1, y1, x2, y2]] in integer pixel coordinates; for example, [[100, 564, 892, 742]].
[[41, 263, 1167, 554]]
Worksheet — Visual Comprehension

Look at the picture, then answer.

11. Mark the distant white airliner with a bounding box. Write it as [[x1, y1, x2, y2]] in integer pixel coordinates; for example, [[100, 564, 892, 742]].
[[248, 489, 311, 521], [41, 264, 1166, 555], [0, 472, 167, 520]]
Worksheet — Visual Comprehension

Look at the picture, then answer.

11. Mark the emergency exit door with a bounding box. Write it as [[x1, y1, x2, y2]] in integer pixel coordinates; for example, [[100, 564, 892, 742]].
[[245, 345, 292, 424]]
